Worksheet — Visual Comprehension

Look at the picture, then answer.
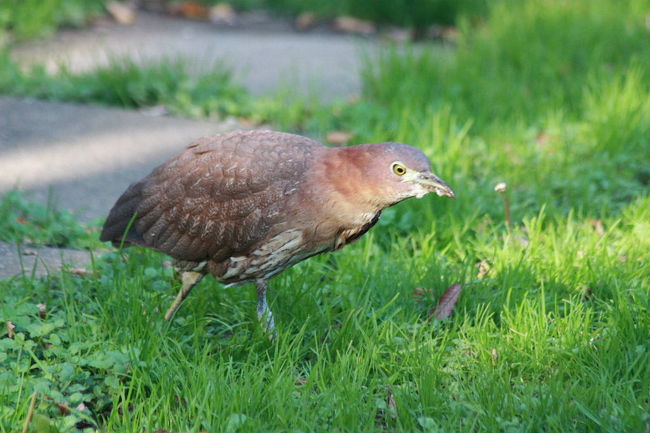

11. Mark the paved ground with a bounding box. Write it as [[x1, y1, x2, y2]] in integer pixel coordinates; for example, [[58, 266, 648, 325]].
[[0, 241, 95, 279], [12, 12, 374, 100], [0, 97, 238, 221]]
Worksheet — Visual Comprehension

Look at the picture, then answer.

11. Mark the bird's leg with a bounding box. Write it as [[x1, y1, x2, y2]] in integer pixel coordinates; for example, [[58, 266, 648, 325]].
[[255, 279, 275, 334], [164, 271, 204, 321]]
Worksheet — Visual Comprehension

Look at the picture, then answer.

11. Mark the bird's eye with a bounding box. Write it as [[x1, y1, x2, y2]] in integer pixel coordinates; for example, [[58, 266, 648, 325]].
[[392, 163, 407, 176]]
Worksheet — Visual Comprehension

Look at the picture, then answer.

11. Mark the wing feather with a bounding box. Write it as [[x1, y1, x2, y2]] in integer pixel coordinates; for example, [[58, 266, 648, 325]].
[[100, 130, 321, 263]]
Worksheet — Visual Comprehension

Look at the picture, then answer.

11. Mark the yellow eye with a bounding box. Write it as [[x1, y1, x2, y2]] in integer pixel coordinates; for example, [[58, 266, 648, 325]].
[[392, 163, 407, 176]]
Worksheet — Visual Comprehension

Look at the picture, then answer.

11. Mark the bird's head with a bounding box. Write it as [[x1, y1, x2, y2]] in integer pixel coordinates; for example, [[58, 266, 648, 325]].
[[331, 142, 455, 208]]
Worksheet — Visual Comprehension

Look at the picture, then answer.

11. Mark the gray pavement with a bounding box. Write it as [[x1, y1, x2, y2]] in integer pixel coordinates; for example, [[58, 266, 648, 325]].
[[12, 12, 373, 100], [0, 97, 237, 221], [0, 241, 95, 279]]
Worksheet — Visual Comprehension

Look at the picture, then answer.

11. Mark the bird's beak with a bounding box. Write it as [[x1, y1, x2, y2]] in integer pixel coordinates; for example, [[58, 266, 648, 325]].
[[413, 172, 456, 198]]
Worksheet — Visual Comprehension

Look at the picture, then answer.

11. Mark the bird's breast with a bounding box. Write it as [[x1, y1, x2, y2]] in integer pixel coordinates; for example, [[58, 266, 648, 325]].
[[216, 229, 329, 285], [333, 210, 381, 250]]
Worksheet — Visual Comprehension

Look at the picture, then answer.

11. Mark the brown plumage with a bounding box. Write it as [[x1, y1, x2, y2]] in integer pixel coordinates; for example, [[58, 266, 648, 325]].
[[100, 129, 455, 331]]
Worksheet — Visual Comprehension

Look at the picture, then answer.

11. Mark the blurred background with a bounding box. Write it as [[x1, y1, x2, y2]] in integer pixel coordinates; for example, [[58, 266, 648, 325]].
[[1, 1, 649, 432], [1, 0, 647, 221]]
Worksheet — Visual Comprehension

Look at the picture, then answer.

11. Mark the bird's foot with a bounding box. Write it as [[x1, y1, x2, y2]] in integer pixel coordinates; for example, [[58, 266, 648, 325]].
[[256, 279, 276, 340], [257, 308, 276, 339], [164, 271, 204, 321]]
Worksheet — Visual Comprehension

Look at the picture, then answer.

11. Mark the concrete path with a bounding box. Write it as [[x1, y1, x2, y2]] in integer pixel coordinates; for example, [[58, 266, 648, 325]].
[[0, 97, 238, 221], [0, 241, 95, 279], [12, 12, 374, 100]]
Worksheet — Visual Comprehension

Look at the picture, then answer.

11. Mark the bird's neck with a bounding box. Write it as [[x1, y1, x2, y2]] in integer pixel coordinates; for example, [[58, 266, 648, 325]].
[[314, 146, 384, 215]]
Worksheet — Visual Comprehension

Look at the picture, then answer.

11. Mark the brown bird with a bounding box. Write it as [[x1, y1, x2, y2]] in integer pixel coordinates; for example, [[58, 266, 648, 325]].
[[100, 130, 454, 331]]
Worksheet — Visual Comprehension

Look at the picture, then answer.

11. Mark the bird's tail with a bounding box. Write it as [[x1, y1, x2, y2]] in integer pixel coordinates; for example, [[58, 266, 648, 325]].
[[100, 180, 146, 248]]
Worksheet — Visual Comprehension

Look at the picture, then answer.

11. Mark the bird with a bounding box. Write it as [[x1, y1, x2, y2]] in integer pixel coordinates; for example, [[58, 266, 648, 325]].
[[100, 129, 455, 331]]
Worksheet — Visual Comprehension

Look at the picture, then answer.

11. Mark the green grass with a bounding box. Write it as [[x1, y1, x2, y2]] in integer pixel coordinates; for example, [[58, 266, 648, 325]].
[[2, 201, 649, 432], [0, 0, 104, 42], [254, 0, 487, 28], [0, 52, 344, 131], [0, 190, 100, 249], [361, 0, 650, 127], [0, 53, 329, 128], [1, 0, 650, 431], [0, 56, 250, 121]]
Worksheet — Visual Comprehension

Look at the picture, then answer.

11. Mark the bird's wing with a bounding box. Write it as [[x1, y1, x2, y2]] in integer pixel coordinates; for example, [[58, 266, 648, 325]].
[[100, 130, 321, 262]]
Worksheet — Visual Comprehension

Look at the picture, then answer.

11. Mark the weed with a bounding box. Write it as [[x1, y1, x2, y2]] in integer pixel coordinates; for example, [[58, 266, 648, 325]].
[[0, 56, 249, 121], [0, 0, 104, 42], [262, 0, 488, 27], [0, 190, 99, 248]]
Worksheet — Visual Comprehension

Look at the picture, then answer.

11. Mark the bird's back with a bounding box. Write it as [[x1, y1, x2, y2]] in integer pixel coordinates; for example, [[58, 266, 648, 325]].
[[100, 130, 323, 266]]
